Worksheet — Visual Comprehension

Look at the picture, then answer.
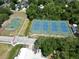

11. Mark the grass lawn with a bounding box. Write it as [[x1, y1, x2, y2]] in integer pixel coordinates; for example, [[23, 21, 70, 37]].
[[18, 19, 29, 36], [0, 44, 12, 59], [7, 44, 24, 59], [25, 21, 32, 36]]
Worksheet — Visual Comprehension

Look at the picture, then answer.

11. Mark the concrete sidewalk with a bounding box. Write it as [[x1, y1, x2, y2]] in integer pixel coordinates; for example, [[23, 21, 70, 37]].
[[0, 36, 36, 46]]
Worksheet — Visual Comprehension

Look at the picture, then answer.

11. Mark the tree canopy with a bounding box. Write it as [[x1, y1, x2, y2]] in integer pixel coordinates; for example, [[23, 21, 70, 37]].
[[0, 0, 4, 5], [34, 37, 79, 59], [27, 0, 79, 24], [0, 7, 12, 27]]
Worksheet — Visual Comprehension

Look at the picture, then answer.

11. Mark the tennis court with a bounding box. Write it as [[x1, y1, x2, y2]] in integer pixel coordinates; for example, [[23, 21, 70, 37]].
[[5, 17, 22, 31], [30, 20, 73, 37]]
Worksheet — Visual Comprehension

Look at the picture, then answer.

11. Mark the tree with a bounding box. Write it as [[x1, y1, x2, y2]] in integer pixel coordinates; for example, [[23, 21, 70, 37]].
[[11, 0, 18, 4], [34, 37, 79, 59], [0, 14, 9, 27], [0, 7, 12, 27], [0, 0, 4, 5], [29, 0, 38, 4], [27, 0, 79, 22], [0, 7, 12, 15], [10, 2, 15, 10], [26, 3, 37, 20]]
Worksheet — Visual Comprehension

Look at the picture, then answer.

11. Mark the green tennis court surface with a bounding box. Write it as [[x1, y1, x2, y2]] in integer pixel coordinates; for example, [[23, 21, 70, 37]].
[[30, 19, 73, 37], [5, 17, 22, 31]]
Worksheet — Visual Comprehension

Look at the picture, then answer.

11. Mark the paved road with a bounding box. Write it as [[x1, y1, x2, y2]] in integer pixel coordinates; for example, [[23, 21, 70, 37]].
[[0, 36, 36, 46]]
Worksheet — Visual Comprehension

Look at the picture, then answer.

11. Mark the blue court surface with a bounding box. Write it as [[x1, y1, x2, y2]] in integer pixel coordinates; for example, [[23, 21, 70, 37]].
[[30, 19, 73, 37]]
